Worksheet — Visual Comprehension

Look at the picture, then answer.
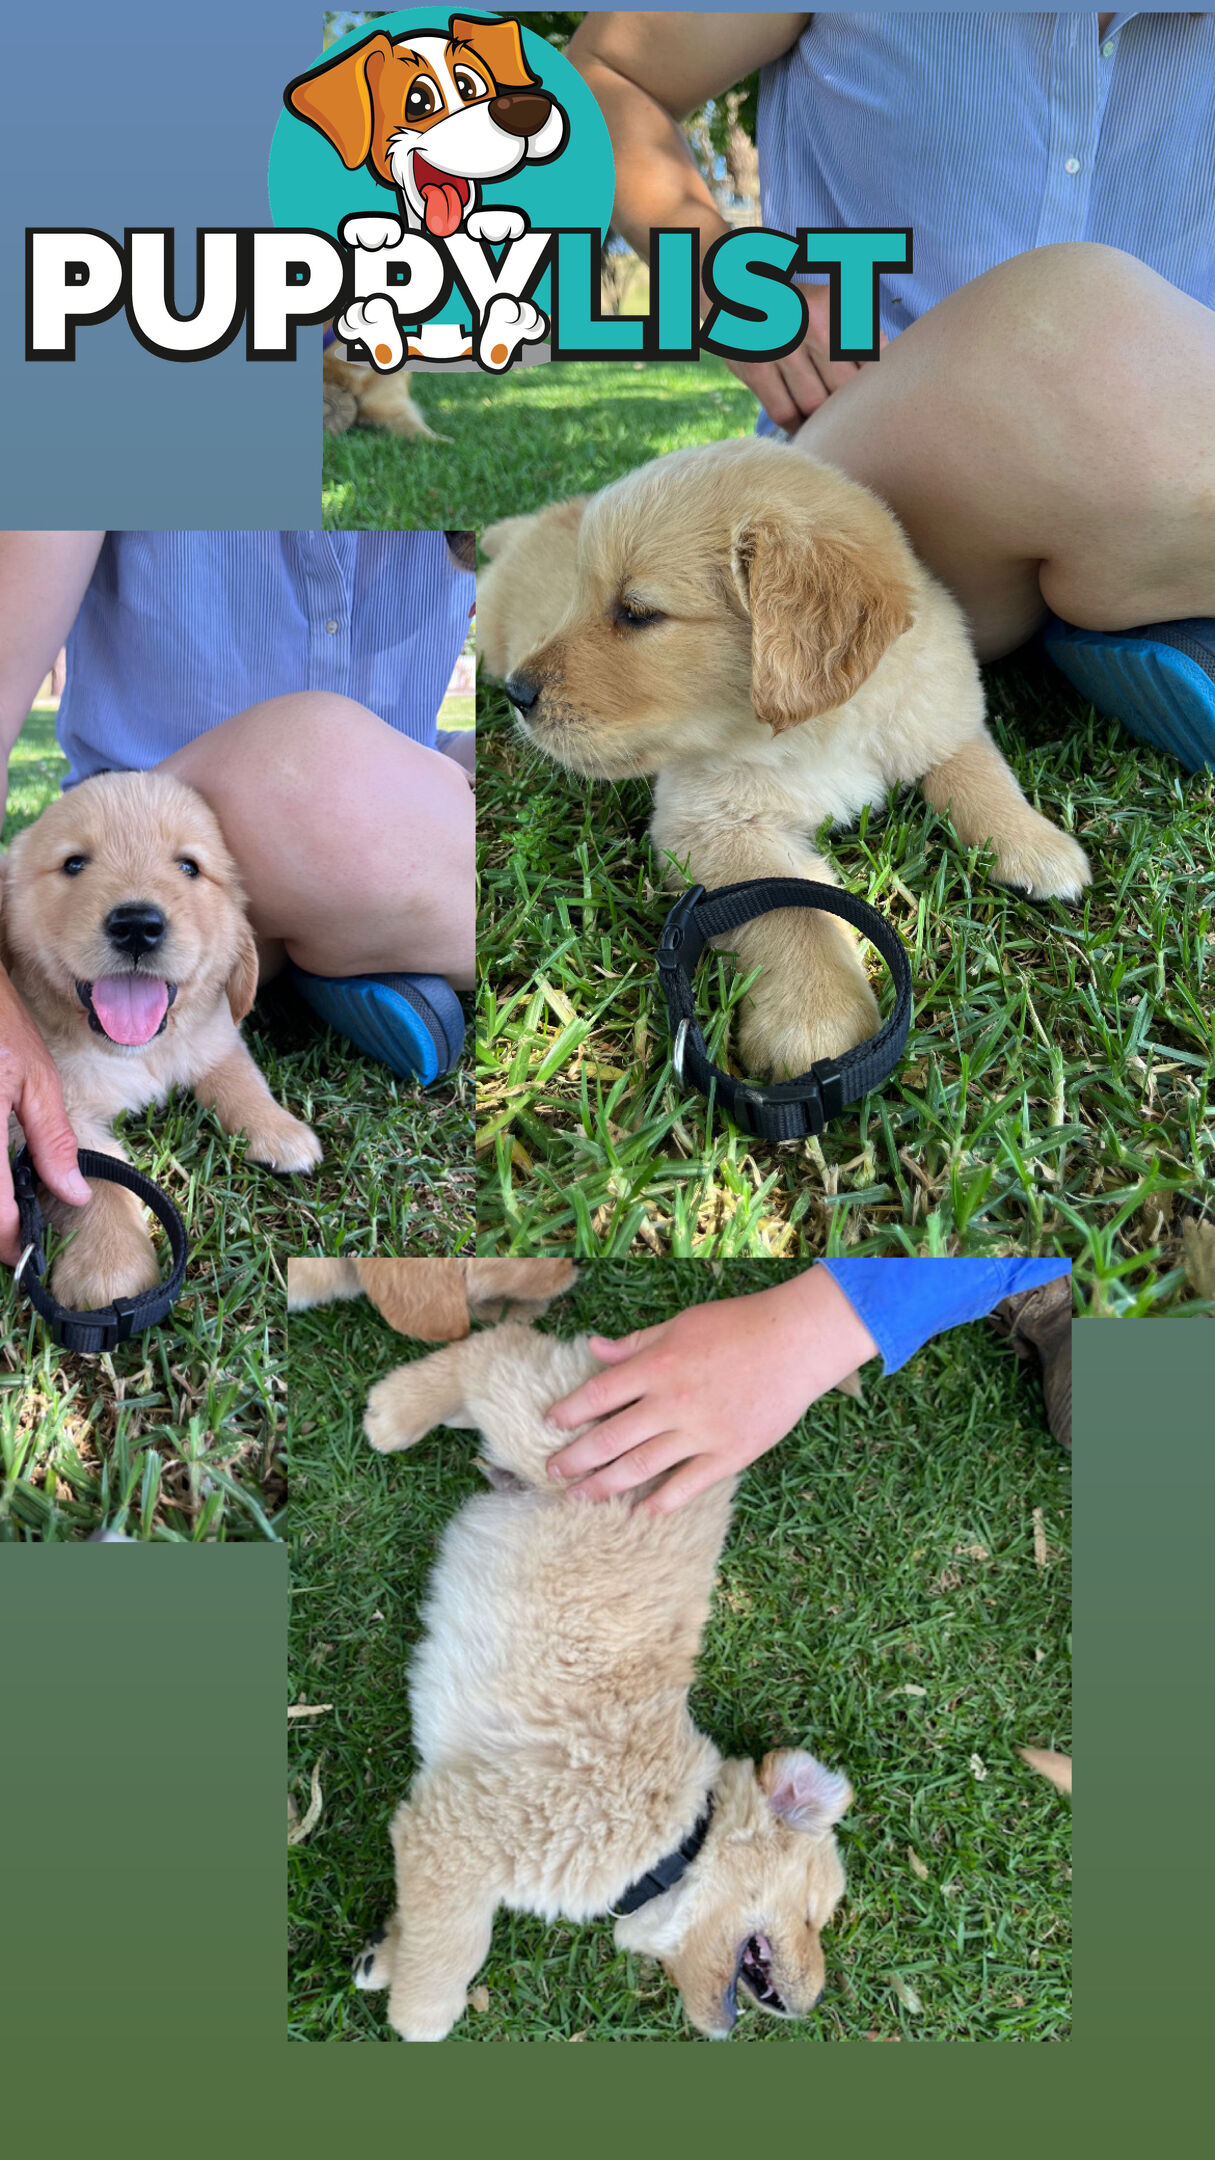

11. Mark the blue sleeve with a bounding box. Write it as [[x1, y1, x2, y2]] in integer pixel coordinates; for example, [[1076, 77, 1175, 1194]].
[[819, 1260, 1071, 1374]]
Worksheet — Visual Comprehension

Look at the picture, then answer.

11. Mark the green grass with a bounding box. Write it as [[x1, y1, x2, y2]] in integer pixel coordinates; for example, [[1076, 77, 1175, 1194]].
[[331, 355, 1215, 1301], [288, 1262, 1071, 2042], [1, 713, 473, 1542], [322, 358, 759, 532]]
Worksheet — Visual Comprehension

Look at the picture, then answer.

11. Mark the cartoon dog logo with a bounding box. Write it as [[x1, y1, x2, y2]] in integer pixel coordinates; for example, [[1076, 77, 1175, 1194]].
[[285, 13, 568, 368]]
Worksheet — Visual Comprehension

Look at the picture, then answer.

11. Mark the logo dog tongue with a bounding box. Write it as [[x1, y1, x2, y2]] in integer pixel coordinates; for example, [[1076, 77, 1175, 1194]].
[[90, 975, 170, 1045], [414, 156, 469, 237]]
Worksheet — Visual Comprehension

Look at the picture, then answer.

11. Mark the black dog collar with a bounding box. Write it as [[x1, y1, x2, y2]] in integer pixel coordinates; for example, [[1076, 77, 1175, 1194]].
[[611, 1799, 715, 1918], [657, 879, 913, 1144], [10, 1146, 189, 1353]]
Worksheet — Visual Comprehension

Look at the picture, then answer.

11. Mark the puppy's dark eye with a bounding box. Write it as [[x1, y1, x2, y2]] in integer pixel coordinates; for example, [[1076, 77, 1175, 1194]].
[[453, 66, 487, 101], [405, 78, 439, 120], [177, 857, 201, 879], [61, 855, 87, 876], [614, 600, 667, 630]]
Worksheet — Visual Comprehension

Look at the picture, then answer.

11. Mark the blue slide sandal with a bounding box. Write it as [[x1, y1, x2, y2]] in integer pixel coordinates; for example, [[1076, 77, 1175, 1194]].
[[287, 968, 465, 1086], [1042, 615, 1215, 772]]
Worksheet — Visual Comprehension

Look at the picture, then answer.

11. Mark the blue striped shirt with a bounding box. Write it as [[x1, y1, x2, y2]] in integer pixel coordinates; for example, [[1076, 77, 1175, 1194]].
[[58, 531, 475, 787], [821, 1258, 1071, 1373], [757, 11, 1215, 344]]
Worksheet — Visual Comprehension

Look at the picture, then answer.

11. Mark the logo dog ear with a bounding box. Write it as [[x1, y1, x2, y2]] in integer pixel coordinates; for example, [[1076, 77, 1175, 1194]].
[[449, 14, 539, 91], [732, 514, 914, 732], [285, 31, 396, 168], [224, 918, 260, 1024]]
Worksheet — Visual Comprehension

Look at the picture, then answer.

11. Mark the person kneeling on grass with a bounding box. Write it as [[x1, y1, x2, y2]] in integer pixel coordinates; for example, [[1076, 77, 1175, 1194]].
[[570, 11, 1215, 765], [0, 528, 474, 1272], [545, 1260, 1073, 1511]]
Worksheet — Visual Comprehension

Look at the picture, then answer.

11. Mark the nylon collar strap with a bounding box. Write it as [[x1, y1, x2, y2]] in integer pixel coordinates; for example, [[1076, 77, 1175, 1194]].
[[657, 879, 913, 1144], [611, 1798, 715, 1918], [11, 1146, 189, 1354]]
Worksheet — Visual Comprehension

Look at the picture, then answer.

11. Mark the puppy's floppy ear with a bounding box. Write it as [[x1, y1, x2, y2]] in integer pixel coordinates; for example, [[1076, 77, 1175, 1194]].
[[450, 15, 538, 90], [732, 514, 914, 731], [285, 32, 395, 168], [225, 918, 260, 1024], [759, 1749, 852, 1834], [354, 1259, 471, 1342]]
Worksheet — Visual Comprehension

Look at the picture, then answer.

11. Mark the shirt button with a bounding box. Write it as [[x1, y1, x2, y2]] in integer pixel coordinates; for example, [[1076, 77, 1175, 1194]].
[[1102, 40, 1115, 57], [324, 619, 339, 634], [1064, 157, 1081, 175]]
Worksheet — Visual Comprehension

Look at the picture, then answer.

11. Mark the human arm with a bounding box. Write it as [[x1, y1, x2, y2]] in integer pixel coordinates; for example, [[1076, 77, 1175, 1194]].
[[546, 1258, 1072, 1511], [566, 12, 880, 429], [0, 532, 104, 807], [0, 969, 92, 1268], [436, 729, 475, 779], [545, 1265, 880, 1513]]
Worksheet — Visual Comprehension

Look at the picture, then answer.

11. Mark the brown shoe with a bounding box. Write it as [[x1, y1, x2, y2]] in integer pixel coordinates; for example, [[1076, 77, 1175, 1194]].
[[989, 1278, 1072, 1448]]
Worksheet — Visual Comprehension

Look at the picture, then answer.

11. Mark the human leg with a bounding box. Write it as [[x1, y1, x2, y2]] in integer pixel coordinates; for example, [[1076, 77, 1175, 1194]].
[[796, 243, 1215, 663], [161, 693, 475, 991]]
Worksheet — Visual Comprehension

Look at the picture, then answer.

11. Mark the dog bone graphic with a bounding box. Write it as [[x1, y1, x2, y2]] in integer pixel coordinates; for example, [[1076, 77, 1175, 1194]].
[[465, 208, 530, 247], [336, 293, 404, 371], [478, 293, 547, 372]]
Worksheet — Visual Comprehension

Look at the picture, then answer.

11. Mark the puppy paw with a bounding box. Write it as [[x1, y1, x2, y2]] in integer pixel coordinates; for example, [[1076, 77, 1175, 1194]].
[[243, 1114, 323, 1176], [50, 1237, 161, 1314], [336, 294, 403, 372], [465, 207, 528, 245], [353, 1926, 394, 1992], [363, 1372, 422, 1455], [739, 972, 881, 1081], [477, 295, 547, 371], [990, 820, 1091, 902], [338, 213, 404, 253]]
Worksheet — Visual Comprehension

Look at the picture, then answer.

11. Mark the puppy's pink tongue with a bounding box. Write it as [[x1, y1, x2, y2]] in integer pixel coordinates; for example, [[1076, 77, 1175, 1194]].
[[89, 975, 170, 1046], [421, 181, 465, 238]]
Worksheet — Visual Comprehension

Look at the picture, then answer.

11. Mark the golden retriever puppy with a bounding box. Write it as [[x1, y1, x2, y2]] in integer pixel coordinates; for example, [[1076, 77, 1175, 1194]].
[[1, 770, 321, 1310], [354, 1321, 852, 2041], [480, 437, 1090, 1079]]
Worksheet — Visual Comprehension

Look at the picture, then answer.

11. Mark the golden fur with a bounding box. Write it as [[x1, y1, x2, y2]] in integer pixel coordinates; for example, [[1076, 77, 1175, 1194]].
[[286, 1256, 576, 1340], [354, 1321, 852, 2042], [1, 770, 320, 1310], [480, 438, 1091, 1079], [323, 343, 441, 440]]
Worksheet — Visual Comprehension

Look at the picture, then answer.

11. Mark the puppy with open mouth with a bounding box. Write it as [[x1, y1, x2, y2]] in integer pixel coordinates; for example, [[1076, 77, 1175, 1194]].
[[353, 1320, 852, 2043], [1, 769, 321, 1313]]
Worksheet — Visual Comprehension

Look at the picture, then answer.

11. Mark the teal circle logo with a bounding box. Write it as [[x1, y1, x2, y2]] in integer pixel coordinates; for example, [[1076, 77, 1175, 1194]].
[[269, 11, 614, 357]]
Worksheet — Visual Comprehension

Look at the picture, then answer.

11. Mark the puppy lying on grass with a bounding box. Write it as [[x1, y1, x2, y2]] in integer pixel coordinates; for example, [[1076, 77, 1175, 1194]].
[[1, 769, 320, 1311], [355, 1320, 852, 2041], [480, 437, 1090, 1080]]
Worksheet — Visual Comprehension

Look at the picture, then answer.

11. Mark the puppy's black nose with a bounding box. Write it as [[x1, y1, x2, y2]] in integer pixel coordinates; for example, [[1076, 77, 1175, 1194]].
[[505, 671, 540, 714], [105, 901, 166, 957], [489, 90, 554, 137]]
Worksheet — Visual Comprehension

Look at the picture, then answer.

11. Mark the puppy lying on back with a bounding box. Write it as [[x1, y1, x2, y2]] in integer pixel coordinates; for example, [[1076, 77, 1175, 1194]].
[[480, 438, 1090, 1081], [354, 1321, 852, 2042], [1, 769, 321, 1311]]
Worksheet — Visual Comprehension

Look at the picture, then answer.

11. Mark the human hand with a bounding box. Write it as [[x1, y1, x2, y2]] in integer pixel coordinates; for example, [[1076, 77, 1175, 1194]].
[[0, 968, 91, 1266], [722, 285, 888, 433], [545, 1267, 879, 1513]]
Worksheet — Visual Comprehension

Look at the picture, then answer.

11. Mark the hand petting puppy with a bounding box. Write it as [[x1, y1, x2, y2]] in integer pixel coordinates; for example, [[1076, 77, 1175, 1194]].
[[545, 1267, 879, 1512]]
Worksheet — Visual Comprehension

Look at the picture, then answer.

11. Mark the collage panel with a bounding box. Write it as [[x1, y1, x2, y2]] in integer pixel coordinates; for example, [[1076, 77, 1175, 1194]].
[[1, 528, 474, 1539], [1, 0, 1212, 2128], [288, 1255, 1071, 2042]]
